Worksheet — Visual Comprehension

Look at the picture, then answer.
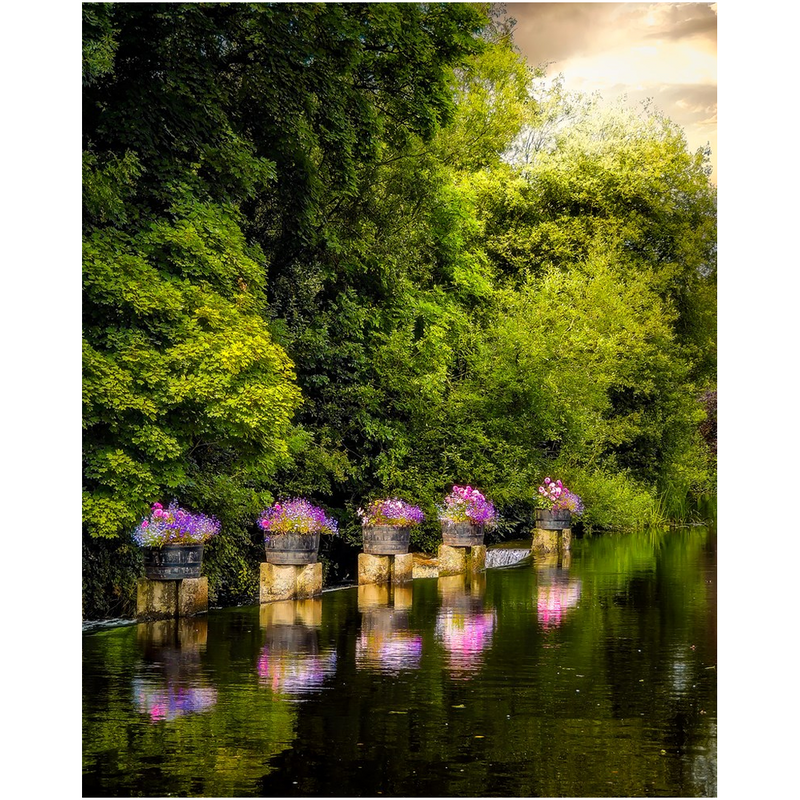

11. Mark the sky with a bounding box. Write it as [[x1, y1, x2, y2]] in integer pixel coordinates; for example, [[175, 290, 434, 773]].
[[502, 2, 718, 181]]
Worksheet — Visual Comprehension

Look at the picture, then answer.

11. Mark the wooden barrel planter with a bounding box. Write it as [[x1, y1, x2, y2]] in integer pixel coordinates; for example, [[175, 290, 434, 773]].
[[535, 509, 572, 530], [143, 544, 204, 580], [362, 525, 411, 555], [440, 521, 484, 547], [265, 531, 320, 565]]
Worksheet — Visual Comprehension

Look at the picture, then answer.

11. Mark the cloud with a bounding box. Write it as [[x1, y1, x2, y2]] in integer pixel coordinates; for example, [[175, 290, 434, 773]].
[[501, 2, 717, 179], [505, 2, 717, 65]]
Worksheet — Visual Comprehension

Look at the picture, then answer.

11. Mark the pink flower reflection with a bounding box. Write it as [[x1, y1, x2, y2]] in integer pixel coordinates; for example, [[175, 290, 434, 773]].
[[435, 609, 496, 679], [257, 648, 337, 697], [133, 680, 217, 721], [537, 579, 582, 629], [355, 630, 423, 674]]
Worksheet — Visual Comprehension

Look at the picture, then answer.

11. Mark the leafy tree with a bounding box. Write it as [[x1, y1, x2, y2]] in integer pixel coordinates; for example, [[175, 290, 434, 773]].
[[82, 2, 494, 611]]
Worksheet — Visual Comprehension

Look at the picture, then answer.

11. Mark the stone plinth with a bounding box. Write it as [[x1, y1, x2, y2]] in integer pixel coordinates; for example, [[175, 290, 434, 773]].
[[358, 552, 414, 585], [391, 553, 413, 583], [259, 562, 322, 603], [358, 553, 390, 585], [412, 553, 440, 579], [137, 577, 208, 620], [177, 577, 208, 617], [437, 544, 487, 576], [470, 544, 487, 572], [532, 527, 571, 555]]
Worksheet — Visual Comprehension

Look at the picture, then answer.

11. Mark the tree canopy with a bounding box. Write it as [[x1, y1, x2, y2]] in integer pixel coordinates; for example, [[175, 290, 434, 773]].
[[82, 3, 716, 613]]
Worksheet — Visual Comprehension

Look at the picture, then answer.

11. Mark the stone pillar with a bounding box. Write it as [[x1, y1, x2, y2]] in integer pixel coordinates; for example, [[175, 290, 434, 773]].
[[468, 544, 487, 572], [358, 553, 390, 585], [438, 544, 487, 576], [438, 544, 466, 576], [358, 552, 414, 585], [259, 562, 322, 603], [136, 577, 208, 620], [531, 527, 571, 555], [177, 577, 208, 617], [391, 553, 414, 583]]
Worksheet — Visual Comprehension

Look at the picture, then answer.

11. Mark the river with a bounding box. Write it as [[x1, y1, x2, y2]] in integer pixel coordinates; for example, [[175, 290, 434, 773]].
[[83, 526, 716, 797]]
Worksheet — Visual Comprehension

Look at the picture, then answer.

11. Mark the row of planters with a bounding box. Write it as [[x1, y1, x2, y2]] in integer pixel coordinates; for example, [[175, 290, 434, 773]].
[[133, 480, 583, 580]]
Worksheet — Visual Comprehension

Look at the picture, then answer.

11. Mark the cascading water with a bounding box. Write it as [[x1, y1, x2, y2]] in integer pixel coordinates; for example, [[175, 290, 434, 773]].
[[485, 547, 532, 569]]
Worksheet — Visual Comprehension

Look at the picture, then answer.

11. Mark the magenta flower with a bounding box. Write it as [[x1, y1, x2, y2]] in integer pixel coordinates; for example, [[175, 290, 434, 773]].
[[535, 478, 584, 515], [358, 498, 424, 527], [438, 485, 497, 527], [133, 502, 221, 547], [258, 499, 338, 536]]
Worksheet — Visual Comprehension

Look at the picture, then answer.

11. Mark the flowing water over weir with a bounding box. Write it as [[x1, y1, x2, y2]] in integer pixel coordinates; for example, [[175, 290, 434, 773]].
[[485, 546, 532, 569], [83, 527, 717, 797]]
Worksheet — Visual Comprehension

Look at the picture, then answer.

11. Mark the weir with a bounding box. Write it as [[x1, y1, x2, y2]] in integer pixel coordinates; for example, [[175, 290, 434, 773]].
[[485, 547, 532, 569]]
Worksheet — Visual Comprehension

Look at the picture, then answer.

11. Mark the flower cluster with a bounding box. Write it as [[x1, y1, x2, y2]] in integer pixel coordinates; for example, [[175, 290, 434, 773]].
[[438, 485, 497, 527], [535, 477, 584, 515], [559, 490, 584, 515], [357, 498, 425, 527], [258, 499, 338, 536], [133, 502, 220, 547]]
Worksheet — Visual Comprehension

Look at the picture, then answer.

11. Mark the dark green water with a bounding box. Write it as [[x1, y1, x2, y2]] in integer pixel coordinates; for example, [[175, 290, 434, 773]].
[[83, 527, 716, 797]]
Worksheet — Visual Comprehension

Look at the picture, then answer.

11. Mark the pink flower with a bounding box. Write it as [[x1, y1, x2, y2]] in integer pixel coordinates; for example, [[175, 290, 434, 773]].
[[152, 502, 163, 511], [544, 477, 551, 484]]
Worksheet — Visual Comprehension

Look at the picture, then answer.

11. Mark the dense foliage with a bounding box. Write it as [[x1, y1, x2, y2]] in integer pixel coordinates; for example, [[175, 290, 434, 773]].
[[82, 3, 716, 616]]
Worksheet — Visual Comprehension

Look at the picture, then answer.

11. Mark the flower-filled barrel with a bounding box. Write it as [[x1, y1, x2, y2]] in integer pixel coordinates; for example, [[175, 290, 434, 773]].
[[258, 499, 338, 565], [534, 478, 584, 529], [134, 502, 220, 580], [438, 485, 497, 547], [357, 498, 425, 555]]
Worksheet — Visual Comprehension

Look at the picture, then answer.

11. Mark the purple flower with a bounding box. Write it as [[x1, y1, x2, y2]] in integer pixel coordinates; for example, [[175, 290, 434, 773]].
[[132, 501, 221, 547], [358, 498, 424, 527], [535, 478, 584, 515], [438, 485, 497, 527], [258, 499, 338, 536]]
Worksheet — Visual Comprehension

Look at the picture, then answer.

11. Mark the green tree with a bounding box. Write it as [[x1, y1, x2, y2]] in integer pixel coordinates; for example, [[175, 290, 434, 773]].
[[82, 2, 494, 611]]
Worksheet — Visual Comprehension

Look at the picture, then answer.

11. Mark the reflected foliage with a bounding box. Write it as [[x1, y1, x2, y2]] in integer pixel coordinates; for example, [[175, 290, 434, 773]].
[[84, 529, 716, 797]]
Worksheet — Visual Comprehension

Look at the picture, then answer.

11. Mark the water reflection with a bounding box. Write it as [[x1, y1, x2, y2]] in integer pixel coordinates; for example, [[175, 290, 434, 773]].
[[132, 618, 217, 721], [257, 599, 337, 698], [535, 551, 582, 629], [85, 529, 716, 798], [356, 584, 423, 673], [435, 573, 496, 679]]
